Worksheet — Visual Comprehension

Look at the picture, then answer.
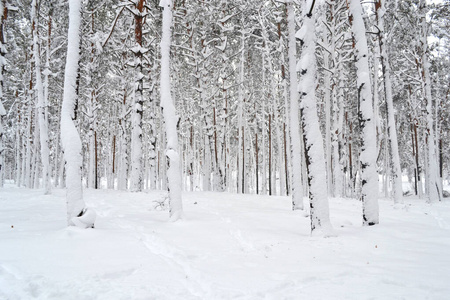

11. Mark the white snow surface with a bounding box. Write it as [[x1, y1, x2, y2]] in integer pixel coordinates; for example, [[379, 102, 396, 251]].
[[1, 184, 450, 299]]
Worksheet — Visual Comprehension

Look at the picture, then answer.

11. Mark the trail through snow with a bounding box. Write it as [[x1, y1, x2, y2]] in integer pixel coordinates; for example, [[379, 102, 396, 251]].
[[1, 184, 450, 299]]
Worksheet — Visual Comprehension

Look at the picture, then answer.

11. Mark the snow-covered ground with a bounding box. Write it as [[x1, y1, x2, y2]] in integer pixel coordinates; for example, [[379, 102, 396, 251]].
[[1, 183, 449, 300]]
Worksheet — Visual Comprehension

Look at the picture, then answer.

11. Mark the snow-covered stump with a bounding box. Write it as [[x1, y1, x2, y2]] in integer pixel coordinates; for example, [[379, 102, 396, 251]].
[[160, 0, 182, 221], [297, 0, 333, 236], [348, 0, 379, 225], [61, 0, 95, 228]]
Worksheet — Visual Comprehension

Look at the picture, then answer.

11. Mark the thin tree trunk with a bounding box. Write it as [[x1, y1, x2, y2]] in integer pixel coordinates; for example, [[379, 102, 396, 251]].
[[283, 123, 289, 195], [94, 130, 98, 189], [255, 132, 259, 194], [268, 113, 272, 196], [25, 106, 33, 188], [242, 125, 245, 194], [15, 107, 22, 186], [324, 52, 333, 197]]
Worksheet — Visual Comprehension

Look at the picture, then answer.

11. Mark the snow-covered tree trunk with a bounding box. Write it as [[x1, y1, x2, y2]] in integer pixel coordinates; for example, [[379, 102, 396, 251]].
[[43, 4, 52, 128], [268, 111, 272, 195], [419, 0, 442, 202], [15, 108, 22, 187], [348, 0, 379, 225], [117, 84, 128, 190], [376, 0, 403, 204], [45, 4, 56, 188], [31, 129, 39, 189], [259, 43, 267, 196], [333, 70, 345, 197], [0, 102, 4, 188], [53, 102, 61, 188], [130, 0, 146, 192], [61, 0, 95, 228], [323, 51, 333, 197], [86, 8, 98, 190], [276, 119, 286, 196], [87, 120, 96, 188], [237, 28, 246, 194], [287, 1, 303, 210], [280, 57, 291, 196], [261, 101, 267, 195], [31, 0, 51, 194], [298, 0, 332, 235], [108, 128, 116, 189], [0, 0, 7, 187], [203, 135, 211, 191], [24, 100, 33, 187], [160, 0, 182, 221]]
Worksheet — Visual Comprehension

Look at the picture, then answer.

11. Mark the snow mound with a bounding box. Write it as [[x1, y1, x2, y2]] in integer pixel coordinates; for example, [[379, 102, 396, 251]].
[[70, 208, 96, 229]]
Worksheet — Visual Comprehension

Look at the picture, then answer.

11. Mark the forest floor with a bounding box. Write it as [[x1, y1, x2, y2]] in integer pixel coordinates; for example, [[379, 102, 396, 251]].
[[1, 183, 450, 300]]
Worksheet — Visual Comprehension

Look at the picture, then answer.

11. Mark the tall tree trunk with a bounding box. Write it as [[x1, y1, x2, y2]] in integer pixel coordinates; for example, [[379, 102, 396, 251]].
[[376, 0, 403, 204], [160, 0, 182, 221], [203, 134, 211, 191], [0, 0, 7, 187], [15, 107, 22, 186], [44, 2, 53, 186], [287, 1, 304, 209], [348, 0, 379, 225], [255, 132, 259, 194], [298, 0, 333, 235], [130, 0, 145, 192], [268, 113, 272, 195], [31, 0, 51, 194], [118, 85, 128, 190], [24, 88, 33, 188], [324, 51, 333, 197], [334, 69, 345, 197], [276, 113, 285, 195], [419, 0, 442, 202], [61, 0, 95, 228]]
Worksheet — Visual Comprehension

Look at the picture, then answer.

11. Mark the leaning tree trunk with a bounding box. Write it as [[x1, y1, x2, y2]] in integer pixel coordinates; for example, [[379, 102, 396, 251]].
[[348, 0, 379, 225], [160, 0, 182, 221], [61, 0, 95, 228], [298, 0, 333, 235]]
